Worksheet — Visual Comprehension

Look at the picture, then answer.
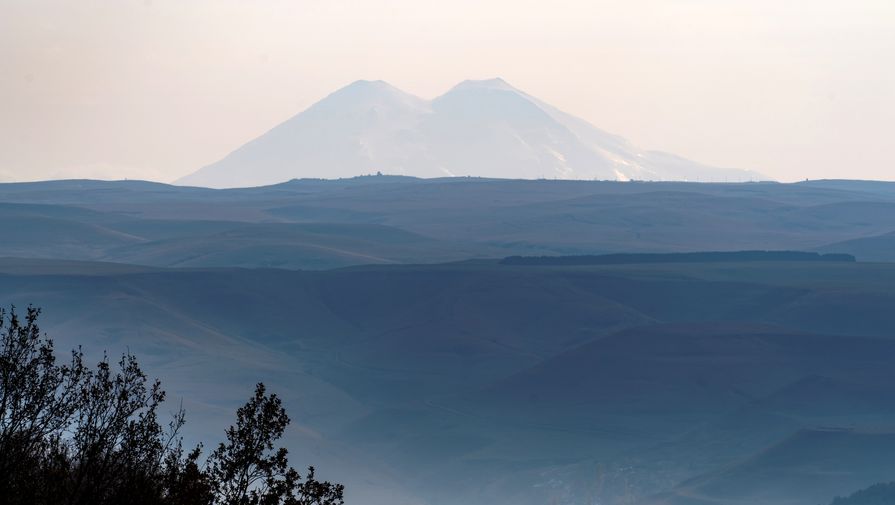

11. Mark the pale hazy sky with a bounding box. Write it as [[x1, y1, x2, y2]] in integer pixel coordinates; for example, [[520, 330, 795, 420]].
[[1, 0, 893, 183]]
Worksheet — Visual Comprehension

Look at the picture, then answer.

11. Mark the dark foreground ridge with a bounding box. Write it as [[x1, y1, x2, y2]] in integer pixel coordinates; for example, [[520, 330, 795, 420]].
[[500, 250, 857, 266]]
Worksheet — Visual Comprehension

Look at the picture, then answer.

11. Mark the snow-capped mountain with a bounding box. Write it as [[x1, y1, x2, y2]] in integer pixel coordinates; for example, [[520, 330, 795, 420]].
[[177, 78, 764, 188]]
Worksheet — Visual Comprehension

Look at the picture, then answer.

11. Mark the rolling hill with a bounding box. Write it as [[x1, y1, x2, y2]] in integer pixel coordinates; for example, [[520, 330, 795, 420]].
[[1, 258, 894, 505], [2, 178, 895, 269], [3, 177, 895, 504]]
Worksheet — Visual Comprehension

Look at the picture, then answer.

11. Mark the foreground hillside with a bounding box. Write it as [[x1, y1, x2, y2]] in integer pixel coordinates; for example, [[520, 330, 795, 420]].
[[1, 258, 894, 505], [2, 178, 895, 266]]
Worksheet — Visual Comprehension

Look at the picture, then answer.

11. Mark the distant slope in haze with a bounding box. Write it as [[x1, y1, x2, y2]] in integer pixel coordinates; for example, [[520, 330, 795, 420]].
[[102, 222, 492, 269], [648, 430, 895, 505], [817, 231, 895, 262]]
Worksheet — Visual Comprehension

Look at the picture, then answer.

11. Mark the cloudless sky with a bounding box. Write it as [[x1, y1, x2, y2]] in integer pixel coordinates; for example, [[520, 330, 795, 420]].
[[1, 0, 893, 182]]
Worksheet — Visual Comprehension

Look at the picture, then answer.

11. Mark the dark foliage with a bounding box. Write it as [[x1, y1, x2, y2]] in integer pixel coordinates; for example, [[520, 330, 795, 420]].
[[500, 250, 857, 266], [207, 383, 343, 505], [0, 306, 344, 505]]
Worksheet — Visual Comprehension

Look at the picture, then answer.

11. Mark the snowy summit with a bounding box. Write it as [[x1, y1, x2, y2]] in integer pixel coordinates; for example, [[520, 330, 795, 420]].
[[178, 78, 763, 188]]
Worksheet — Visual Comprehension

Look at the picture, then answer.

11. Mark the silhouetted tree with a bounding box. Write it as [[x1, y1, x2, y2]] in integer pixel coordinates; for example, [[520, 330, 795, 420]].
[[0, 306, 86, 504], [61, 352, 186, 505], [0, 306, 344, 505], [207, 383, 344, 505], [162, 444, 215, 505]]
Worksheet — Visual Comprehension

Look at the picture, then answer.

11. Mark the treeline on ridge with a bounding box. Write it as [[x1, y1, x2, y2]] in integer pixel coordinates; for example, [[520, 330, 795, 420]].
[[830, 482, 895, 505], [0, 306, 344, 505], [500, 250, 857, 266]]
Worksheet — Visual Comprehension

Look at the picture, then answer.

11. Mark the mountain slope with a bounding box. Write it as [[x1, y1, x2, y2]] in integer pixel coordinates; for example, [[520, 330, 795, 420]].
[[178, 79, 763, 188]]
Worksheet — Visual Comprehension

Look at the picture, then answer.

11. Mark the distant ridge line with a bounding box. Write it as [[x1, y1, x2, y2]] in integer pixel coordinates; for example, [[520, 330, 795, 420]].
[[500, 251, 857, 266]]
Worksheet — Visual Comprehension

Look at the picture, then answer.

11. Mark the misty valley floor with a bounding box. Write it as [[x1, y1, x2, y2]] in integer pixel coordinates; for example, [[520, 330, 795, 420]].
[[2, 258, 895, 505]]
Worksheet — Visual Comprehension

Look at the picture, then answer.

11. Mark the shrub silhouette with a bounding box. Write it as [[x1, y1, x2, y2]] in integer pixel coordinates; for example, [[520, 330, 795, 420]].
[[0, 306, 344, 505]]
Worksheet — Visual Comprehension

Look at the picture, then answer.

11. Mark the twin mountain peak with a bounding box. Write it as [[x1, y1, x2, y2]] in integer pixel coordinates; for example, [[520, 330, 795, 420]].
[[178, 78, 762, 188]]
